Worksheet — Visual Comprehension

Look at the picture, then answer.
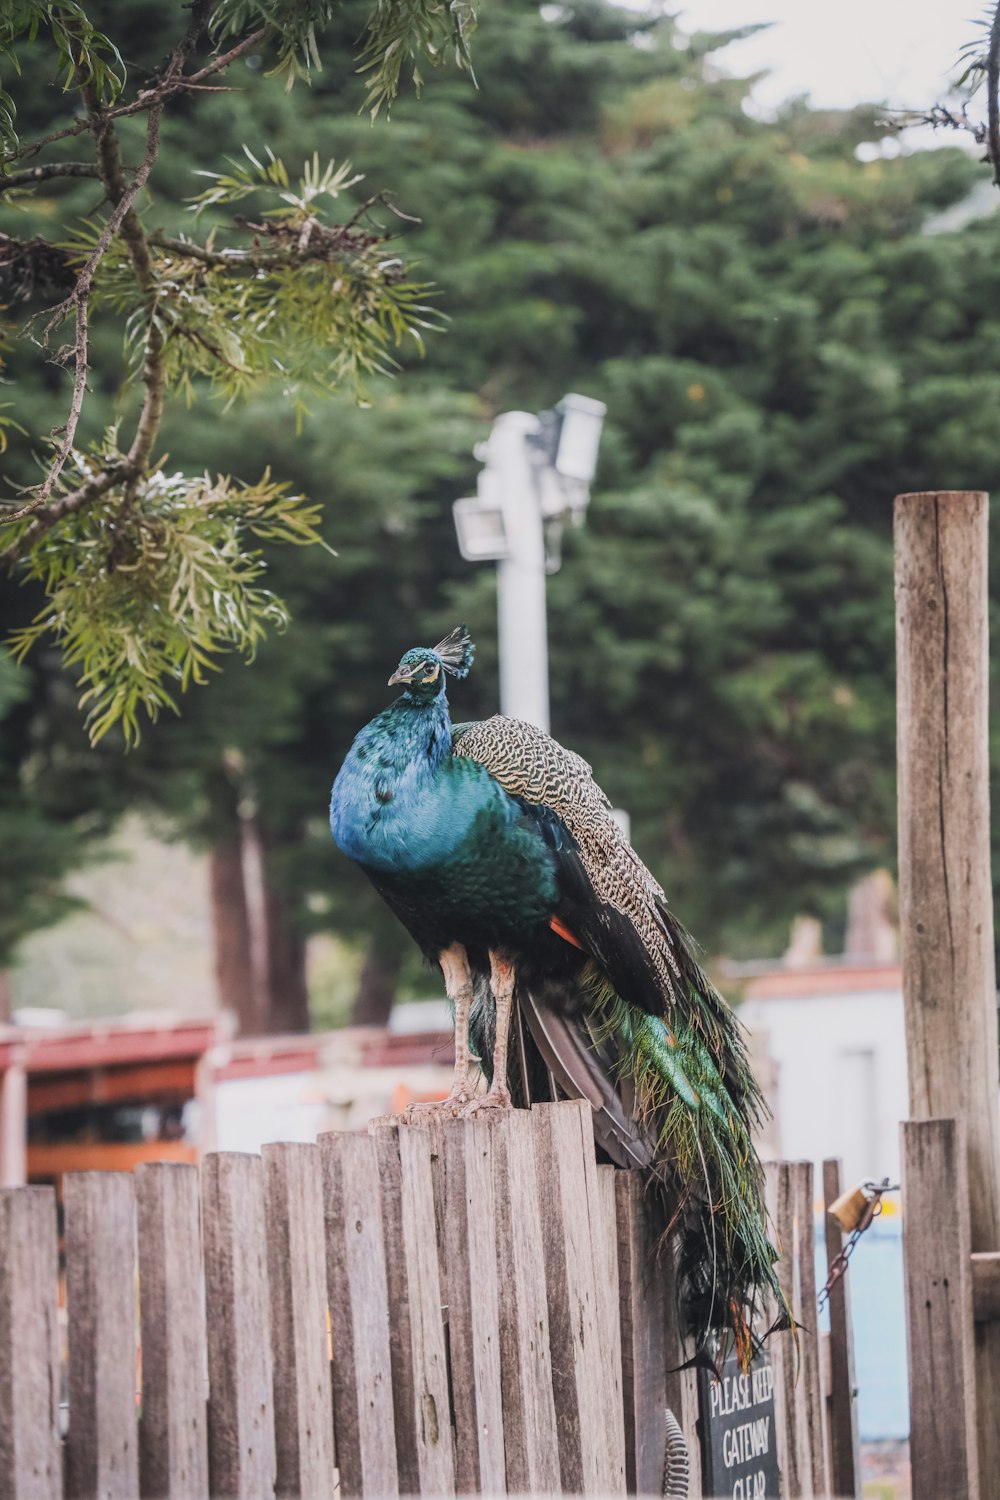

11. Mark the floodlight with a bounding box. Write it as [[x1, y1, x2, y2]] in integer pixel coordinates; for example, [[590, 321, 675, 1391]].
[[554, 393, 606, 486], [452, 497, 509, 562]]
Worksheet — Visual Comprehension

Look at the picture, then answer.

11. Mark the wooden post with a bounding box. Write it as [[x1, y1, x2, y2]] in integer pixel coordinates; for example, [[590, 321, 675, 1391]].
[[64, 1172, 140, 1500], [895, 490, 1000, 1491], [902, 1119, 979, 1500], [0, 1188, 61, 1500], [135, 1163, 210, 1500], [821, 1159, 861, 1500]]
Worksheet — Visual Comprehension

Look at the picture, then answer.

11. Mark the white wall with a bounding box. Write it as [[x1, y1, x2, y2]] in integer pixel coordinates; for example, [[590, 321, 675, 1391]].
[[741, 987, 907, 1190]]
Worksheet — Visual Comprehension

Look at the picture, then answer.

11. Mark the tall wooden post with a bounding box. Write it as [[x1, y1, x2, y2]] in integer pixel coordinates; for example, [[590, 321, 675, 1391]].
[[895, 490, 1000, 1494]]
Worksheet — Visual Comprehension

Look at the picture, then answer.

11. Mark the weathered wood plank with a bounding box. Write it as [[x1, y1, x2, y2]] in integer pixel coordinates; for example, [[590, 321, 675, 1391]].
[[64, 1172, 140, 1500], [438, 1119, 505, 1495], [895, 489, 1000, 1487], [201, 1153, 276, 1500], [368, 1121, 421, 1496], [135, 1163, 209, 1500], [595, 1164, 626, 1483], [765, 1160, 828, 1498], [972, 1252, 1000, 1322], [262, 1143, 336, 1500], [822, 1158, 861, 1500], [491, 1110, 560, 1495], [614, 1172, 668, 1497], [0, 1187, 61, 1500], [319, 1131, 398, 1500], [532, 1100, 626, 1495], [902, 1119, 980, 1500], [396, 1127, 455, 1495]]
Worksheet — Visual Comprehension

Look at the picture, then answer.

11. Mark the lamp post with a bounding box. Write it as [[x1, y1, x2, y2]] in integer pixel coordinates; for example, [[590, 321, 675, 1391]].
[[452, 394, 606, 732]]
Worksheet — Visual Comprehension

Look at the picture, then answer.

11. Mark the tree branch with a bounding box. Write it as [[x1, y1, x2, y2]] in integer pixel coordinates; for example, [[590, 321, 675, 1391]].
[[0, 105, 163, 527], [988, 2, 1000, 187], [9, 25, 272, 164], [84, 93, 166, 484], [148, 217, 386, 269], [3, 6, 217, 534], [7, 463, 132, 551], [0, 301, 89, 524], [0, 161, 101, 192]]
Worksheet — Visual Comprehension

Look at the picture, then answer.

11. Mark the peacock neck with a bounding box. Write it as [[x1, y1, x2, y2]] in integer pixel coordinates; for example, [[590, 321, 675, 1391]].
[[378, 690, 453, 771]]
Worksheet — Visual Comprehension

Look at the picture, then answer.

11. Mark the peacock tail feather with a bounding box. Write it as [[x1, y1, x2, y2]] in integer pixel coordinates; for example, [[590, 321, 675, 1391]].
[[578, 957, 786, 1362]]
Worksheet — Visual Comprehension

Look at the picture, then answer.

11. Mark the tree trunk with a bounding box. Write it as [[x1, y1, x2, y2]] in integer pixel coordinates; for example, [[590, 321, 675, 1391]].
[[351, 941, 402, 1027], [209, 834, 260, 1037], [259, 831, 310, 1034]]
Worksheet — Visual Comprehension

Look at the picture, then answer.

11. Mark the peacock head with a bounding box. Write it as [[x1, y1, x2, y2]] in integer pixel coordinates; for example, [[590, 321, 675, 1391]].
[[388, 625, 475, 702]]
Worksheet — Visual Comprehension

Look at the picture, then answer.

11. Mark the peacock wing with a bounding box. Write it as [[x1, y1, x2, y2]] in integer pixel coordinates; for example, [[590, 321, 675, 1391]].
[[452, 714, 686, 1009]]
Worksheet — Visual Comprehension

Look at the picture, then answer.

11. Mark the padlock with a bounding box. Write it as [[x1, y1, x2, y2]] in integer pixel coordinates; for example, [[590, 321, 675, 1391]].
[[827, 1183, 871, 1233]]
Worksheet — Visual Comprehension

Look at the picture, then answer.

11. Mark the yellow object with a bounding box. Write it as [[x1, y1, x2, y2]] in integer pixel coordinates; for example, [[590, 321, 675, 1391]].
[[828, 1182, 872, 1233]]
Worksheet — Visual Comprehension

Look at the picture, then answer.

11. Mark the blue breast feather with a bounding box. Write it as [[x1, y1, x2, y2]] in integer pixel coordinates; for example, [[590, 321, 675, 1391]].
[[330, 697, 530, 876]]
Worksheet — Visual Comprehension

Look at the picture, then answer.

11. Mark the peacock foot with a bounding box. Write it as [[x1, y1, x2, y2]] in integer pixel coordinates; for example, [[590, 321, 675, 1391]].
[[399, 1089, 473, 1125], [460, 1085, 512, 1119]]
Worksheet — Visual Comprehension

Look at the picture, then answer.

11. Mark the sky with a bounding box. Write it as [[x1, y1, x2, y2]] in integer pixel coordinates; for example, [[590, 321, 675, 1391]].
[[675, 1, 976, 116]]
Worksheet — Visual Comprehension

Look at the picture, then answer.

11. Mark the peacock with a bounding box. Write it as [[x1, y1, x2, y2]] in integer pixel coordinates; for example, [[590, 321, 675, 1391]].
[[329, 625, 782, 1358]]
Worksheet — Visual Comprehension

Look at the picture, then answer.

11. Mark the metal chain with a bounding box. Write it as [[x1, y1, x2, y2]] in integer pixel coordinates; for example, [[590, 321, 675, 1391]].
[[818, 1177, 899, 1312]]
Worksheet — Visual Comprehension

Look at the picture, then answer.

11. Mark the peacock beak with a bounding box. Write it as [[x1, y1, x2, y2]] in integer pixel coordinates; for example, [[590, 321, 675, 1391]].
[[388, 667, 413, 686]]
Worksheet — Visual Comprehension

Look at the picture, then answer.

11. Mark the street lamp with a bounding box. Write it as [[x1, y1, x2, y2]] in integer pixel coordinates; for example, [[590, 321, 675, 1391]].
[[452, 394, 606, 732]]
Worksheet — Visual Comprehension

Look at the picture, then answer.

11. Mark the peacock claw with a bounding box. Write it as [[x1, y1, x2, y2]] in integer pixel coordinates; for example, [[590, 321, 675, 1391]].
[[460, 1086, 512, 1119], [399, 1090, 472, 1124]]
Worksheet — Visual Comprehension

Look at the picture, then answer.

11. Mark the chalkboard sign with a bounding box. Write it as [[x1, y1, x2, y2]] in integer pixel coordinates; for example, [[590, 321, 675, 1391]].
[[698, 1345, 781, 1498]]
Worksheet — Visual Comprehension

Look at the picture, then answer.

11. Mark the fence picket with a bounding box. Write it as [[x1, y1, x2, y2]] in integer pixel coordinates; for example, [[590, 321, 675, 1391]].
[[0, 1187, 61, 1500], [766, 1160, 829, 1499], [438, 1119, 506, 1495], [262, 1143, 336, 1500], [822, 1158, 861, 1500], [532, 1100, 626, 1495], [64, 1172, 140, 1500], [319, 1131, 398, 1500], [136, 1163, 209, 1500], [614, 1172, 671, 1497], [201, 1153, 276, 1500], [395, 1128, 456, 1495], [369, 1121, 422, 1495], [491, 1111, 560, 1495]]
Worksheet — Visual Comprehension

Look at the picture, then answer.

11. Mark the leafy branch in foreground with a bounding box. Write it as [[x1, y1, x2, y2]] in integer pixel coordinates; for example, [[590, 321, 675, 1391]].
[[7, 448, 330, 745], [0, 0, 471, 745]]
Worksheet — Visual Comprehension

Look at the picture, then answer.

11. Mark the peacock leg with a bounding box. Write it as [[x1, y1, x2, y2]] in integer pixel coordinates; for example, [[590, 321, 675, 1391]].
[[400, 942, 474, 1122], [462, 951, 514, 1117]]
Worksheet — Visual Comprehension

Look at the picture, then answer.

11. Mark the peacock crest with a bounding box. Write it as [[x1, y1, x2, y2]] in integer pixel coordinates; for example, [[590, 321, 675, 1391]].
[[433, 625, 475, 679]]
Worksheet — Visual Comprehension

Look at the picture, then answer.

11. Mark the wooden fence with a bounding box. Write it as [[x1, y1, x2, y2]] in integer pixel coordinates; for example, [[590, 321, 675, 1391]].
[[0, 1099, 860, 1500]]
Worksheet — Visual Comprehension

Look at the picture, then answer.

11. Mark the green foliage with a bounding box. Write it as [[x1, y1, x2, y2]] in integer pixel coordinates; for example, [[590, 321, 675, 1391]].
[[0, 2, 126, 155], [7, 451, 329, 744], [0, 0, 464, 747], [71, 148, 439, 410], [208, 0, 475, 116]]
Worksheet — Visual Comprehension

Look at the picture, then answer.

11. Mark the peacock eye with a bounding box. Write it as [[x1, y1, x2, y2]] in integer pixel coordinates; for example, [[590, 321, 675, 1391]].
[[421, 662, 441, 684]]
